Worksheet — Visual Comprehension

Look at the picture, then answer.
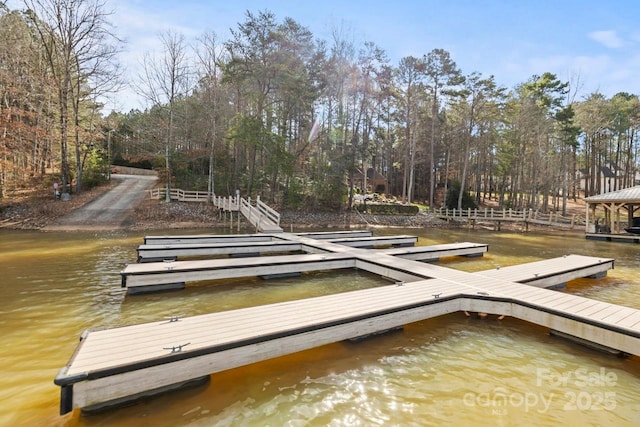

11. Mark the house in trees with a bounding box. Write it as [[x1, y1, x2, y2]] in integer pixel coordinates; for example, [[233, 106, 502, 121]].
[[578, 162, 640, 196], [351, 168, 389, 195]]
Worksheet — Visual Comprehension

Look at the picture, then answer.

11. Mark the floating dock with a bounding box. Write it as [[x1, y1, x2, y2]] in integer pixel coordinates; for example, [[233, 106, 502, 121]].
[[55, 233, 632, 416], [126, 242, 489, 292], [142, 230, 373, 245], [136, 233, 425, 262]]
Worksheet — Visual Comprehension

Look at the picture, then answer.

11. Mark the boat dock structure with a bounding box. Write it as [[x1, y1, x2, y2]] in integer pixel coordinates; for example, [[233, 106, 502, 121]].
[[125, 241, 488, 293], [54, 230, 640, 416], [135, 233, 425, 263]]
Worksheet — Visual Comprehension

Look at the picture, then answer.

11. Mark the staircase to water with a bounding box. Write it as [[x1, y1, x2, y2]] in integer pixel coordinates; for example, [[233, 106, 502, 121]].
[[149, 188, 282, 232]]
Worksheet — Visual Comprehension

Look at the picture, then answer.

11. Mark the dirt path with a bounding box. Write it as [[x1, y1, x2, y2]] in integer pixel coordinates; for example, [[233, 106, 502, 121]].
[[43, 175, 158, 231]]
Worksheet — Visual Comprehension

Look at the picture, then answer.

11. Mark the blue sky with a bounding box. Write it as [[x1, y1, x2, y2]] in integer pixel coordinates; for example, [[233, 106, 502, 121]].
[[7, 0, 640, 112]]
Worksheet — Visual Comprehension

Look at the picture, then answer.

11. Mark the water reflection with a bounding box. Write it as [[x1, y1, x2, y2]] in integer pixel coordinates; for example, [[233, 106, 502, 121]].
[[1, 228, 640, 426]]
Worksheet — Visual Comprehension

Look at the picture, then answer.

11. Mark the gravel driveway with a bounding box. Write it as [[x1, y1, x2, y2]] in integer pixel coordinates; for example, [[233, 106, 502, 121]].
[[44, 174, 158, 231]]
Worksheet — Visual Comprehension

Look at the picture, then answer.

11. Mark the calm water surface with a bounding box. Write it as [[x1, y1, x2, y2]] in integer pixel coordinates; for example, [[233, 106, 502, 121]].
[[1, 227, 640, 426]]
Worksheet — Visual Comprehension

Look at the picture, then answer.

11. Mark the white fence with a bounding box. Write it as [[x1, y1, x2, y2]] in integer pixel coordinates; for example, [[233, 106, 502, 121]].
[[149, 188, 281, 231], [149, 188, 211, 202], [430, 207, 584, 228]]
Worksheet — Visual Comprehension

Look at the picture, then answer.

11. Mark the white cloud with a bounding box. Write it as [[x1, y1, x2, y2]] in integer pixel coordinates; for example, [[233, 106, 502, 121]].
[[588, 30, 624, 49]]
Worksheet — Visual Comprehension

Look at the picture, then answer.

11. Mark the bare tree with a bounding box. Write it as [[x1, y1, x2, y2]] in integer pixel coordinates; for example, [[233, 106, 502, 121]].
[[134, 29, 192, 202], [195, 30, 225, 202], [395, 56, 425, 203], [24, 0, 122, 194]]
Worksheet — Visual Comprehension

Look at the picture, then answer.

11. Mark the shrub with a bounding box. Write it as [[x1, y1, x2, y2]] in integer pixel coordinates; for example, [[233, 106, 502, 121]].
[[355, 203, 419, 215], [444, 181, 477, 210]]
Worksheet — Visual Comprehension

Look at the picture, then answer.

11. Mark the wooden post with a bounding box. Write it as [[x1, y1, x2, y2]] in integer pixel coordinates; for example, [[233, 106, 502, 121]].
[[585, 202, 590, 233]]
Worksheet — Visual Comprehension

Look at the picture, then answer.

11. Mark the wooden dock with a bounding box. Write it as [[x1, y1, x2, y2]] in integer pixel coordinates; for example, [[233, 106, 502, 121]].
[[126, 241, 489, 292], [122, 253, 359, 293], [136, 233, 423, 262], [379, 242, 488, 262], [143, 233, 274, 245], [477, 254, 612, 289], [55, 232, 636, 416], [136, 241, 306, 262]]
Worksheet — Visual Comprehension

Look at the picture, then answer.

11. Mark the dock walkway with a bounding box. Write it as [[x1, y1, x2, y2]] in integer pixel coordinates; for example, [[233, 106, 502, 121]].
[[135, 233, 431, 262], [126, 239, 487, 291], [55, 232, 638, 416]]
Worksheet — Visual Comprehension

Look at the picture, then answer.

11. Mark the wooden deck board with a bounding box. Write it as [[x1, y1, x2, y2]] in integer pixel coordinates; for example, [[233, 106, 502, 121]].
[[138, 241, 303, 252], [511, 290, 571, 306], [573, 303, 614, 318], [545, 296, 604, 313], [478, 255, 613, 287], [144, 234, 273, 245], [124, 253, 352, 276], [494, 284, 547, 299], [587, 304, 629, 322], [571, 300, 612, 317], [294, 231, 373, 239], [67, 278, 466, 375], [379, 243, 488, 261], [600, 306, 640, 324], [615, 311, 640, 329]]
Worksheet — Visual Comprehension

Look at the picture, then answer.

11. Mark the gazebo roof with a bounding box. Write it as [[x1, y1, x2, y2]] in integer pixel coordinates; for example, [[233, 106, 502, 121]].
[[584, 186, 640, 203]]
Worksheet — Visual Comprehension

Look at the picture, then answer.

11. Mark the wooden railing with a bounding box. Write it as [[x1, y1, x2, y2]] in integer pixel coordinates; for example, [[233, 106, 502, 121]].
[[239, 196, 281, 231], [430, 207, 584, 228], [213, 195, 239, 211], [149, 188, 211, 202], [256, 197, 281, 226], [149, 188, 281, 231]]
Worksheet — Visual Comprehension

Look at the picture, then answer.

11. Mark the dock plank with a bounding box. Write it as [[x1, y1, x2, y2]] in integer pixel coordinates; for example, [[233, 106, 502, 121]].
[[615, 311, 640, 330], [545, 296, 602, 313], [66, 278, 465, 376], [571, 300, 611, 317], [136, 241, 304, 261], [600, 306, 640, 324], [380, 242, 488, 261], [478, 255, 613, 288], [584, 304, 626, 323], [144, 234, 273, 245]]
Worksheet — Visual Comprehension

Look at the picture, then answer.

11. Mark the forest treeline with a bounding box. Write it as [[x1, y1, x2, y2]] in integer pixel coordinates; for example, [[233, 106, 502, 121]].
[[1, 2, 639, 214]]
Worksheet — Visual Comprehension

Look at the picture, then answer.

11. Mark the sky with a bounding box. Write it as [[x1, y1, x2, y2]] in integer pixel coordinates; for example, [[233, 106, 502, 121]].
[[6, 0, 640, 113]]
